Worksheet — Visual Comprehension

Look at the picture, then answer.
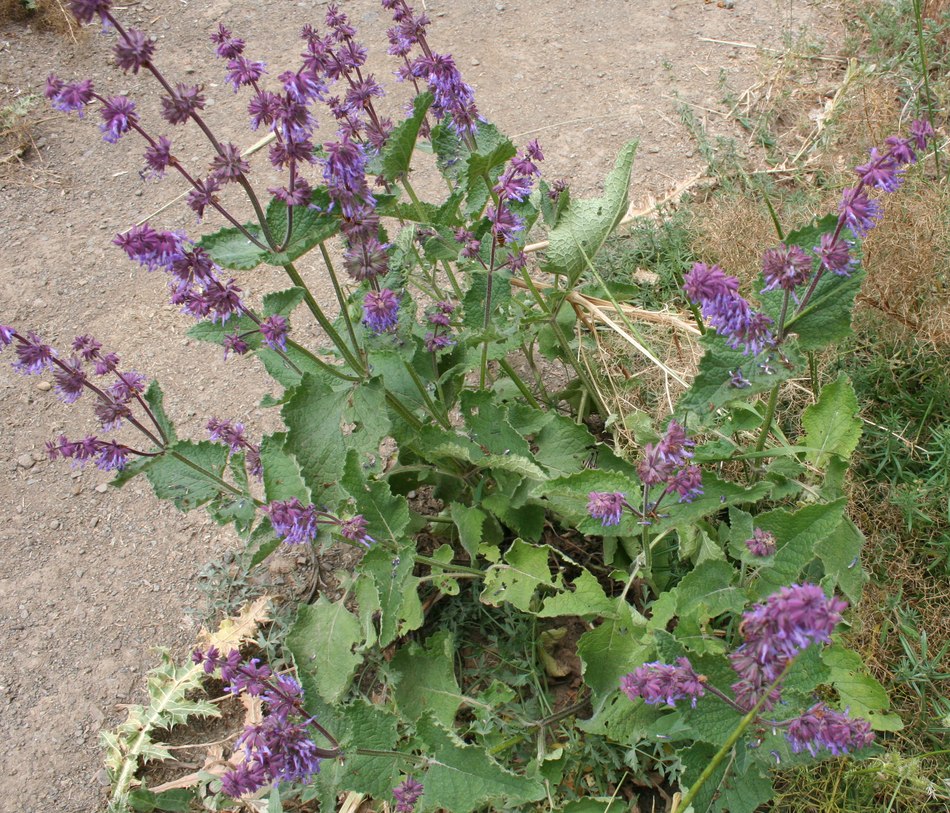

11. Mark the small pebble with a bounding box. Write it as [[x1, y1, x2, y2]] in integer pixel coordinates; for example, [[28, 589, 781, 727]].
[[95, 483, 109, 494], [16, 454, 35, 469], [36, 381, 51, 392]]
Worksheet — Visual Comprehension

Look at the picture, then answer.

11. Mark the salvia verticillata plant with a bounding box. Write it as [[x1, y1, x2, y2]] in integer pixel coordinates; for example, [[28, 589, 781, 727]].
[[3, 0, 941, 810]]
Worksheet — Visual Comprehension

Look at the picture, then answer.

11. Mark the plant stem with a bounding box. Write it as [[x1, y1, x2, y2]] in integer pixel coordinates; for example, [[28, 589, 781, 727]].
[[169, 449, 261, 504], [285, 338, 360, 382], [497, 358, 541, 409], [318, 242, 362, 359], [754, 384, 780, 453], [912, 0, 943, 176], [413, 553, 483, 576], [402, 359, 451, 429]]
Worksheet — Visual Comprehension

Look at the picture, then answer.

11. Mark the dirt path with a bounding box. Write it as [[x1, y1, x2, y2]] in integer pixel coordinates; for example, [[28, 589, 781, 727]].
[[0, 1, 836, 809]]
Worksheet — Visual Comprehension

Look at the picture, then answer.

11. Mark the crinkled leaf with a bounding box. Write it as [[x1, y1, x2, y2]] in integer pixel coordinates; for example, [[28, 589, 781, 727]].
[[450, 502, 487, 560], [822, 644, 902, 731], [801, 373, 862, 468], [143, 380, 177, 445], [198, 225, 266, 270], [263, 187, 338, 264], [287, 597, 363, 703], [341, 449, 410, 546], [533, 414, 596, 477], [259, 433, 310, 503], [577, 600, 650, 708], [360, 543, 422, 646], [816, 515, 867, 602], [262, 286, 306, 317], [538, 569, 615, 619], [541, 140, 637, 282], [480, 539, 560, 612], [144, 441, 230, 512], [390, 631, 463, 727], [415, 715, 546, 812], [380, 91, 433, 181]]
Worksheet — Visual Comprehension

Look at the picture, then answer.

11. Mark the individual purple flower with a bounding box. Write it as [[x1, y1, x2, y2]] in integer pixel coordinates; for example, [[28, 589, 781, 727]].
[[113, 223, 183, 272], [160, 83, 206, 126], [94, 352, 120, 375], [225, 56, 266, 92], [682, 262, 739, 303], [838, 188, 882, 237], [207, 417, 246, 453], [246, 446, 263, 480], [855, 147, 903, 193], [248, 91, 281, 130], [210, 142, 250, 182], [210, 23, 245, 59], [93, 397, 132, 430], [761, 243, 813, 293], [362, 289, 400, 333], [0, 325, 15, 346], [814, 233, 855, 276], [665, 465, 703, 503], [587, 491, 626, 527], [267, 498, 320, 545], [620, 658, 707, 708], [745, 528, 776, 557], [13, 332, 54, 374], [786, 703, 874, 757], [343, 236, 389, 280], [99, 96, 138, 144], [730, 368, 751, 388], [884, 135, 916, 166], [223, 333, 251, 358], [657, 420, 694, 467], [339, 515, 374, 548], [143, 136, 174, 177], [259, 315, 289, 351], [486, 203, 525, 245], [392, 777, 425, 813], [96, 440, 129, 471], [52, 358, 87, 404], [281, 69, 326, 103], [49, 78, 95, 116], [67, 0, 111, 25], [187, 175, 222, 220], [637, 443, 674, 487], [909, 118, 934, 151], [113, 28, 155, 73]]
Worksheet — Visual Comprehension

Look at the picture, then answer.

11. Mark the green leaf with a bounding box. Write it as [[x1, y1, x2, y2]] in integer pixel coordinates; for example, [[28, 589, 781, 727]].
[[450, 502, 487, 560], [784, 268, 865, 351], [822, 644, 902, 731], [538, 569, 616, 619], [481, 495, 546, 542], [360, 543, 422, 646], [535, 468, 638, 536], [801, 373, 862, 468], [577, 600, 650, 708], [281, 375, 349, 502], [816, 516, 867, 602], [262, 187, 339, 264], [128, 788, 194, 812], [541, 140, 637, 282], [748, 499, 847, 599], [415, 716, 545, 812], [533, 414, 596, 477], [198, 225, 266, 270], [259, 433, 310, 503], [677, 332, 799, 423], [464, 123, 517, 216], [144, 442, 230, 512], [480, 539, 560, 612], [287, 597, 364, 703], [673, 560, 745, 654], [143, 380, 177, 444], [263, 286, 306, 317], [341, 449, 410, 546], [380, 91, 433, 181], [390, 631, 463, 727], [347, 376, 392, 460]]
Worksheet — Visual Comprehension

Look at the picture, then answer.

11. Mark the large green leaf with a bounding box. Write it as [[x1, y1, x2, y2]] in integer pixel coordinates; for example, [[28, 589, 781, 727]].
[[380, 92, 433, 181], [450, 502, 487, 560], [341, 449, 410, 546], [415, 716, 545, 812], [577, 600, 650, 708], [784, 269, 865, 351], [144, 441, 230, 512], [262, 187, 339, 265], [480, 539, 560, 612], [259, 433, 310, 503], [281, 375, 349, 502], [822, 644, 903, 731], [801, 373, 862, 468], [541, 140, 637, 282], [390, 631, 463, 727], [533, 414, 596, 477], [287, 597, 364, 703], [673, 560, 746, 654], [816, 515, 867, 602], [538, 569, 616, 619], [359, 543, 422, 646], [198, 225, 266, 270]]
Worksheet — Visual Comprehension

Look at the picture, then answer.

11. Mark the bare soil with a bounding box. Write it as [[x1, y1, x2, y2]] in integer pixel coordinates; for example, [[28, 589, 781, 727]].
[[0, 1, 840, 810]]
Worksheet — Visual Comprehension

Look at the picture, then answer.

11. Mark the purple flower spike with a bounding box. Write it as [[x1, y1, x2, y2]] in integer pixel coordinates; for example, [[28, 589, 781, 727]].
[[223, 333, 251, 358], [96, 440, 129, 471], [207, 417, 246, 453], [587, 491, 626, 527], [362, 289, 400, 333], [666, 464, 703, 503], [814, 233, 855, 276], [114, 29, 156, 73], [225, 56, 266, 92], [160, 83, 206, 126], [49, 79, 95, 116], [13, 332, 55, 374], [211, 24, 245, 59], [909, 118, 935, 151], [745, 528, 776, 557], [187, 175, 222, 220], [620, 658, 707, 708], [267, 498, 319, 545], [761, 243, 813, 293], [144, 136, 174, 178], [637, 443, 674, 487], [786, 703, 874, 757], [53, 358, 88, 404], [67, 0, 111, 25], [99, 96, 138, 144], [682, 262, 739, 302], [838, 188, 882, 237], [855, 147, 903, 193], [340, 515, 374, 548], [259, 314, 289, 351], [393, 777, 425, 813], [884, 135, 916, 166], [210, 142, 250, 182]]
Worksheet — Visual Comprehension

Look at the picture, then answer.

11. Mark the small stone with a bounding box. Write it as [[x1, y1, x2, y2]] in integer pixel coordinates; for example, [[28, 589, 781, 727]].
[[471, 58, 480, 66], [36, 381, 51, 392], [16, 454, 35, 469], [49, 519, 61, 531], [95, 483, 109, 493], [96, 769, 111, 787], [647, 146, 660, 154]]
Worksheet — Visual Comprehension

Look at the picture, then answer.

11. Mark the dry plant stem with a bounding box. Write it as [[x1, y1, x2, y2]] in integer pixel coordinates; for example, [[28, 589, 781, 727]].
[[486, 699, 590, 756], [673, 659, 796, 813]]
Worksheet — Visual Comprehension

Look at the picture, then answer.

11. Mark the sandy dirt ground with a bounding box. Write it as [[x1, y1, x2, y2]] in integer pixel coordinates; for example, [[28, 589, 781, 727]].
[[0, 1, 841, 809]]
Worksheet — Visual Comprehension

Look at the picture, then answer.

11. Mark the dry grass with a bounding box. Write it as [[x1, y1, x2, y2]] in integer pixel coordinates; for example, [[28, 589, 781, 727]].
[[0, 0, 81, 37]]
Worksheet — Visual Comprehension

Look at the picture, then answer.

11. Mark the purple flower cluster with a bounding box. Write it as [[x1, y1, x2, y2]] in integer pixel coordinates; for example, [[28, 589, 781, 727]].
[[0, 328, 162, 471], [730, 583, 847, 711], [760, 244, 813, 295], [620, 658, 707, 708], [487, 140, 544, 253], [587, 491, 626, 527], [424, 300, 456, 352], [619, 585, 873, 759], [363, 288, 400, 333], [682, 263, 774, 356], [638, 420, 703, 503], [392, 776, 425, 813], [266, 498, 374, 548], [192, 648, 331, 797], [745, 528, 776, 557], [206, 418, 262, 480]]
